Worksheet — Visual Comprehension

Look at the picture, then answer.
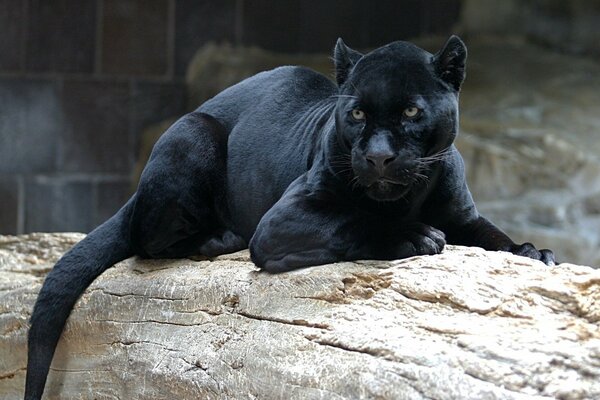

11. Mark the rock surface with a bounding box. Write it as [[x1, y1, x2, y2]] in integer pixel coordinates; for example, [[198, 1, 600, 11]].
[[1, 233, 599, 399], [459, 0, 600, 57]]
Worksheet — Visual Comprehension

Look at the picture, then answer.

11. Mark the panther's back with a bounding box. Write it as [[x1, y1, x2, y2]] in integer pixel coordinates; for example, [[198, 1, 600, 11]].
[[198, 66, 336, 133]]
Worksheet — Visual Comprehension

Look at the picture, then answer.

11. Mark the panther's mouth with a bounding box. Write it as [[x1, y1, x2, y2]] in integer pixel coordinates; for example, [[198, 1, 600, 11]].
[[364, 178, 412, 201], [372, 177, 408, 186], [365, 177, 410, 188]]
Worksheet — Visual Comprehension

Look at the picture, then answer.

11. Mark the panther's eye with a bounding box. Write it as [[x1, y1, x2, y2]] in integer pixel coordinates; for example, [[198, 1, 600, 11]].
[[351, 109, 366, 121], [403, 106, 421, 118]]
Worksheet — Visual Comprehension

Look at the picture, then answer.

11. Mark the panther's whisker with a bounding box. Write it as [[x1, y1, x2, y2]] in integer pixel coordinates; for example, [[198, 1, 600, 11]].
[[331, 94, 359, 100], [333, 168, 354, 177], [329, 160, 351, 164], [419, 152, 452, 162], [350, 176, 362, 190]]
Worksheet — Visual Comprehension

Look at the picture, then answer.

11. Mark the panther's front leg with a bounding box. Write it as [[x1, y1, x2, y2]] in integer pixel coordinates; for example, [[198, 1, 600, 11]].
[[422, 150, 556, 266], [249, 177, 445, 272], [445, 215, 556, 265]]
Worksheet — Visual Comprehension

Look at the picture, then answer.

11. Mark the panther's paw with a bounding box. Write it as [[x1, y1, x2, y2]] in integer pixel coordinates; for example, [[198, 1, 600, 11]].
[[504, 242, 556, 266], [400, 223, 446, 257], [199, 230, 247, 257]]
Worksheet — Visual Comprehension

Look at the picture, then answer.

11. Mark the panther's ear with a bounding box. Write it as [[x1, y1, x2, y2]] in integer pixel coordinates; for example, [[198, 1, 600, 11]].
[[334, 38, 363, 86], [433, 35, 467, 91]]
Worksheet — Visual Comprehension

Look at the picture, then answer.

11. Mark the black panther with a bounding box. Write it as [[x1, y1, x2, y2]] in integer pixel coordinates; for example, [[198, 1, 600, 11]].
[[24, 36, 554, 399]]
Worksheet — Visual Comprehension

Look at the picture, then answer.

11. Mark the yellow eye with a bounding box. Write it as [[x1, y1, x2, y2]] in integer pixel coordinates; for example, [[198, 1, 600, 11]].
[[403, 107, 420, 118], [351, 109, 366, 121]]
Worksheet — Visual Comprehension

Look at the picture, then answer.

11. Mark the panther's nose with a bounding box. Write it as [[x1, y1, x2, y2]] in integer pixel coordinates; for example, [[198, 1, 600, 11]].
[[365, 151, 396, 171]]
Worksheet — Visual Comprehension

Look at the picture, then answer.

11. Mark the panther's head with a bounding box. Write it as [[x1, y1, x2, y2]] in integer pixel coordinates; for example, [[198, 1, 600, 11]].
[[332, 36, 467, 202]]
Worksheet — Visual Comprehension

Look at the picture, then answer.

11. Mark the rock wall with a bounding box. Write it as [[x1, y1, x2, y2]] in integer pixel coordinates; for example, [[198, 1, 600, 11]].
[[456, 36, 600, 267], [1, 233, 599, 399], [459, 0, 600, 57]]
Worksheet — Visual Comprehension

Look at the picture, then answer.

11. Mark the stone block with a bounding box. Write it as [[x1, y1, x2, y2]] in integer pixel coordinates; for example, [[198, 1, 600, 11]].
[[94, 180, 133, 227], [174, 0, 237, 76], [0, 176, 20, 234], [59, 79, 131, 173], [294, 0, 368, 52], [24, 177, 94, 233], [26, 0, 96, 73], [102, 0, 169, 76], [130, 80, 186, 150], [0, 1, 25, 71], [417, 0, 461, 36], [0, 77, 61, 173], [241, 0, 303, 52]]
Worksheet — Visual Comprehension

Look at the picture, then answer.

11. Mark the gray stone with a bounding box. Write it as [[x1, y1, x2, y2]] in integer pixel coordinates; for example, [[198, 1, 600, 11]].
[[25, 0, 96, 73], [455, 36, 600, 267], [131, 81, 187, 149], [0, 1, 26, 71], [24, 177, 94, 233], [93, 179, 133, 227], [0, 78, 61, 174], [1, 233, 599, 399], [0, 176, 20, 234], [101, 0, 169, 76], [59, 80, 131, 174], [174, 0, 238, 76], [458, 0, 600, 57]]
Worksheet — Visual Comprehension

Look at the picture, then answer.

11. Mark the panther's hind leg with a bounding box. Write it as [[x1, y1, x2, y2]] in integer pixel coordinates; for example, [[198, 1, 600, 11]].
[[199, 229, 247, 257], [130, 111, 243, 260], [149, 229, 246, 259]]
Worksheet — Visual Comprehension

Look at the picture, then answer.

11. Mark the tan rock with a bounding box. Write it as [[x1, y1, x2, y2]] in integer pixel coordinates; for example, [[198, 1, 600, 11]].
[[1, 233, 599, 399]]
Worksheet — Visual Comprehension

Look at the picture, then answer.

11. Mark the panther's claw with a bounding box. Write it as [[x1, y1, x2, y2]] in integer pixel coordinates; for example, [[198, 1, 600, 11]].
[[507, 242, 556, 266], [404, 224, 446, 256]]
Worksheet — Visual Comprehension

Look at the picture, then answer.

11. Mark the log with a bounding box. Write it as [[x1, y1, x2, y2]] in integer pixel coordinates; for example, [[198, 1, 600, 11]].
[[1, 233, 599, 399]]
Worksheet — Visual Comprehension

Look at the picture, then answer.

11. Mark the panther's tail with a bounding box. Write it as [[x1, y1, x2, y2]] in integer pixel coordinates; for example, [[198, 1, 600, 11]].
[[24, 198, 136, 400]]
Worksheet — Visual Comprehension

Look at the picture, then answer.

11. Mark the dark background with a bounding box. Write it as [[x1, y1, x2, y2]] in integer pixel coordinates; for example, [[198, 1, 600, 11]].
[[0, 0, 597, 235]]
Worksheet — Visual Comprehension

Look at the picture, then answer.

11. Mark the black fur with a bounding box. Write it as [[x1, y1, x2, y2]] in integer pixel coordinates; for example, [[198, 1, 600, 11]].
[[24, 36, 554, 399]]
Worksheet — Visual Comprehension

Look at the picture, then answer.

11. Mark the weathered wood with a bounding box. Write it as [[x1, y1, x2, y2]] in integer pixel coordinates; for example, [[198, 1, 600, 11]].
[[1, 233, 599, 399]]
